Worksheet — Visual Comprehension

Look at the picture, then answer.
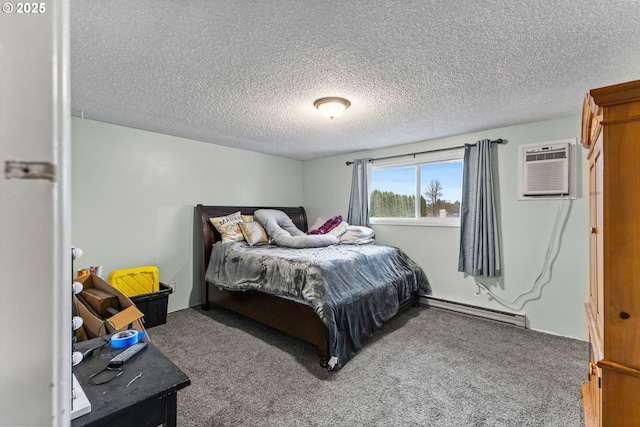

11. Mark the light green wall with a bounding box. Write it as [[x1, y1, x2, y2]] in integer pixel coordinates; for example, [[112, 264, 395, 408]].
[[71, 118, 303, 312], [302, 115, 589, 340], [72, 115, 589, 341]]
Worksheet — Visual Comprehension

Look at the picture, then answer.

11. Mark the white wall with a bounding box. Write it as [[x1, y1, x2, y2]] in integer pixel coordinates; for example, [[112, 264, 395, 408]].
[[71, 118, 303, 311], [303, 115, 589, 340]]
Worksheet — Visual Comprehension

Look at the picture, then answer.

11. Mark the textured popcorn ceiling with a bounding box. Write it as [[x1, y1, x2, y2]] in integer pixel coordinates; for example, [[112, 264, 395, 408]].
[[70, 1, 640, 161]]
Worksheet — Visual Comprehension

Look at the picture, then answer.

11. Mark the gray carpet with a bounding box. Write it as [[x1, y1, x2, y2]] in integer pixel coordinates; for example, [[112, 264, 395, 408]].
[[149, 304, 588, 427]]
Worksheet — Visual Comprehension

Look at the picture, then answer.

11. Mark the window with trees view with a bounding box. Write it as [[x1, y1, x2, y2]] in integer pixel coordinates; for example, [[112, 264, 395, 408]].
[[369, 150, 463, 226]]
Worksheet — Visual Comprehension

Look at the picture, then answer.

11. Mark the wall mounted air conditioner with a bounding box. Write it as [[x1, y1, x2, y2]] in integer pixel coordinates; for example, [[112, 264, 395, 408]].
[[518, 139, 575, 200]]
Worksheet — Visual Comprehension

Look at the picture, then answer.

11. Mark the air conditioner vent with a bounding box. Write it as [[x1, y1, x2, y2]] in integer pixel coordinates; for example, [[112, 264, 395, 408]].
[[526, 151, 567, 161], [522, 142, 569, 196]]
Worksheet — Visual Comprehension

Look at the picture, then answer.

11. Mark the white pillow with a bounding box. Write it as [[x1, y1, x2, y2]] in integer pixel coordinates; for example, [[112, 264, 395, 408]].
[[328, 221, 349, 238]]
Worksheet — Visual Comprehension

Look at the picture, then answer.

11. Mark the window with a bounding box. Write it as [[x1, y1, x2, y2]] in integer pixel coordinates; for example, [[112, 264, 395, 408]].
[[369, 149, 464, 227]]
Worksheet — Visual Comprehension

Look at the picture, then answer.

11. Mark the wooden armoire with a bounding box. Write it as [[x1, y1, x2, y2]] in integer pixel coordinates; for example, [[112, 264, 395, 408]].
[[581, 80, 640, 427]]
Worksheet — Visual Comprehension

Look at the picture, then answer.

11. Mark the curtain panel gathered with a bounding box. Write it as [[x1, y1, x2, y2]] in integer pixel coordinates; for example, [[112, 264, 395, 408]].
[[347, 158, 372, 227], [458, 139, 501, 277]]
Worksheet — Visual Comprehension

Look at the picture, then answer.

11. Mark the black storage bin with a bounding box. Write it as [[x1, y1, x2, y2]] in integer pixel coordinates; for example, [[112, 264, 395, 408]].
[[131, 282, 173, 328]]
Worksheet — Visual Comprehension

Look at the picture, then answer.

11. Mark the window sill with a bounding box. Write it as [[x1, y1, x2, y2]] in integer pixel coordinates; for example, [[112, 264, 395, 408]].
[[370, 218, 460, 228]]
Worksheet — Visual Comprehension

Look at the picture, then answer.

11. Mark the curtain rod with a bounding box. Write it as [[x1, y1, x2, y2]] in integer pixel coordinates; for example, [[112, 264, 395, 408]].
[[345, 138, 505, 166]]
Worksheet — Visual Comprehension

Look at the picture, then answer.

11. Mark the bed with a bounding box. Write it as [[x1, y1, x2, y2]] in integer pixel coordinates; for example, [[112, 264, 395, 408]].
[[196, 204, 430, 370]]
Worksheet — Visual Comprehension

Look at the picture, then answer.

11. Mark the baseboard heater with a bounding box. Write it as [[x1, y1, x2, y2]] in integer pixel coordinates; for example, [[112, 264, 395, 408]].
[[420, 295, 526, 328]]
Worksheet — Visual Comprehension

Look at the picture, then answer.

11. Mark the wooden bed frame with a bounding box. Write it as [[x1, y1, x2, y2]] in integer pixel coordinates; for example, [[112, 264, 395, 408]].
[[196, 204, 419, 367]]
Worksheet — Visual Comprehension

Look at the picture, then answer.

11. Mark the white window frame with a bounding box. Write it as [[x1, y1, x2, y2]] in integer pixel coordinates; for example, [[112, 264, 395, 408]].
[[369, 148, 464, 228]]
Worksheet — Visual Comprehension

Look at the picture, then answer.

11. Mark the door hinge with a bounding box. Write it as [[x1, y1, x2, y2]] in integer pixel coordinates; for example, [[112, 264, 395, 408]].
[[5, 161, 56, 182], [598, 377, 601, 389]]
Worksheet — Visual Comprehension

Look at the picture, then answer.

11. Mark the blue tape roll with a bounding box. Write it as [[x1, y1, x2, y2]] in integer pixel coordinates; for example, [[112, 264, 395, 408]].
[[110, 329, 139, 349]]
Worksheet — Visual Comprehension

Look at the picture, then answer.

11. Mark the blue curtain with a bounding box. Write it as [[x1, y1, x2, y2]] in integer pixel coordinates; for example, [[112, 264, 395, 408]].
[[458, 140, 501, 277], [347, 158, 371, 227]]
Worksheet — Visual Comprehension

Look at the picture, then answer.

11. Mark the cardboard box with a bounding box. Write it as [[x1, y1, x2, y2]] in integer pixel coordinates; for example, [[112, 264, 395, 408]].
[[79, 287, 119, 318], [73, 273, 146, 340]]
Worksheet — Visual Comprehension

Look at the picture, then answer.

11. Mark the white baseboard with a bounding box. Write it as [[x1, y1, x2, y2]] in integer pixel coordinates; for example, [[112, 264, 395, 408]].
[[421, 296, 526, 328]]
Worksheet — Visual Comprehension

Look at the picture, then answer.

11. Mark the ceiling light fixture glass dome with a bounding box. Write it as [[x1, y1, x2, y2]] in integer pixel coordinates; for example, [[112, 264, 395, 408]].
[[314, 97, 351, 120]]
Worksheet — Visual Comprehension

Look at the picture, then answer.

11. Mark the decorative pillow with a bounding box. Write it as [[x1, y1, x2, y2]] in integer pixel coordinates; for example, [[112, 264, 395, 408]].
[[309, 217, 326, 232], [209, 211, 245, 243], [308, 215, 342, 235], [220, 223, 246, 243], [238, 221, 269, 246]]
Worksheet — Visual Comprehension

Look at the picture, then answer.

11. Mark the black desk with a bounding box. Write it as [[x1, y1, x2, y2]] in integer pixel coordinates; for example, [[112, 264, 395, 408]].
[[71, 337, 190, 427]]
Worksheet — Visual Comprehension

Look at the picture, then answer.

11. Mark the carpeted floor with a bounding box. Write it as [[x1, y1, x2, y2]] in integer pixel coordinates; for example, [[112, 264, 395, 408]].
[[148, 304, 588, 427]]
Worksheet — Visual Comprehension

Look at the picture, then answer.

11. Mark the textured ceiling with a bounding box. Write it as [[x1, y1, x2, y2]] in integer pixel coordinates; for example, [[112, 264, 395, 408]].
[[70, 1, 640, 161]]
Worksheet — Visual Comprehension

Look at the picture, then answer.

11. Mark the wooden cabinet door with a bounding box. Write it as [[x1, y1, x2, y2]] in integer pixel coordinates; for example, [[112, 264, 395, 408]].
[[603, 116, 640, 367], [602, 369, 640, 427], [589, 136, 604, 346]]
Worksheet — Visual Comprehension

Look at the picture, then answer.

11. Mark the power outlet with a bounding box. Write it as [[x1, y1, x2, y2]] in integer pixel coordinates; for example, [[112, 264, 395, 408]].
[[168, 281, 176, 291]]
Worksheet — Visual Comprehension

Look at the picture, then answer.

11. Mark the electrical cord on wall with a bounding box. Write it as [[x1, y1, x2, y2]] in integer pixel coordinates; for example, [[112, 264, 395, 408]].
[[475, 195, 568, 309]]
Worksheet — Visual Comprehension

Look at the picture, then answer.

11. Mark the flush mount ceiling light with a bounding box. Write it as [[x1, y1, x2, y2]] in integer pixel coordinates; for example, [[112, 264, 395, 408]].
[[314, 97, 351, 120]]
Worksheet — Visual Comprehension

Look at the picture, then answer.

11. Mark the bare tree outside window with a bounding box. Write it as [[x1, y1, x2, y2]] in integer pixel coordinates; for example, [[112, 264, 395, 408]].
[[424, 179, 444, 217]]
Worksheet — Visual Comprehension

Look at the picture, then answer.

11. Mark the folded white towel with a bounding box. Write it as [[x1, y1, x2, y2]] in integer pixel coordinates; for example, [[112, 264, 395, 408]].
[[338, 226, 375, 244]]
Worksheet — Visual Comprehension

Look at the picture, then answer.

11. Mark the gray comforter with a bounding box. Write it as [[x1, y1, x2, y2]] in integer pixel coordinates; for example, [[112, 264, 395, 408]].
[[205, 241, 431, 370]]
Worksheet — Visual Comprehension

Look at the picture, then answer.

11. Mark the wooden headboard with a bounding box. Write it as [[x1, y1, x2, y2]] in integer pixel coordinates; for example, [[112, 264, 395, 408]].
[[195, 205, 308, 304]]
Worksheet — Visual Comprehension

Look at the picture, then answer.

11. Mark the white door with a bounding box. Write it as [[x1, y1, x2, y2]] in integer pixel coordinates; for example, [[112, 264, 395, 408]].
[[0, 1, 71, 425]]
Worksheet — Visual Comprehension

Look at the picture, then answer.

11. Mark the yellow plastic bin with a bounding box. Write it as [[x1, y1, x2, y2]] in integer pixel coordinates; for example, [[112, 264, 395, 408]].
[[108, 266, 171, 328], [108, 266, 159, 297]]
